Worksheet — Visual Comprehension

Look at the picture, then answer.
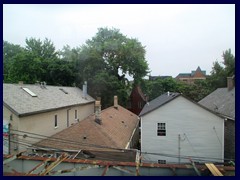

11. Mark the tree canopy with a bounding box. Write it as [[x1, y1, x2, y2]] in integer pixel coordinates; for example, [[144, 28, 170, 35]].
[[77, 27, 149, 107], [141, 49, 235, 102], [3, 28, 149, 108], [3, 27, 234, 107]]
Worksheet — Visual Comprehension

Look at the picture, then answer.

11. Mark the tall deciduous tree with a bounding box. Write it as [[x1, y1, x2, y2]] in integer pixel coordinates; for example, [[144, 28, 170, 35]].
[[208, 49, 235, 90], [3, 41, 24, 82], [83, 27, 149, 83], [78, 27, 149, 108]]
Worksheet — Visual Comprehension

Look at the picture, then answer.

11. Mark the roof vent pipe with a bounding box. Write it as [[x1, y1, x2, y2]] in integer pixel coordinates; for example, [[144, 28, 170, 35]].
[[167, 91, 170, 96]]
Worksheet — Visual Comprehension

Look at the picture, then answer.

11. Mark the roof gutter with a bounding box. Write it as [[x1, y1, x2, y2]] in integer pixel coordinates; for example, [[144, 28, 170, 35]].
[[4, 101, 95, 118]]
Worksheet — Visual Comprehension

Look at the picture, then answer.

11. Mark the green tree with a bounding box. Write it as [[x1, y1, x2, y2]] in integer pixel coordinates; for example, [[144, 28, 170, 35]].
[[222, 49, 235, 76], [208, 49, 235, 90], [3, 41, 24, 82], [25, 38, 59, 82], [84, 27, 149, 83], [8, 51, 44, 83], [5, 38, 77, 85], [78, 27, 149, 108]]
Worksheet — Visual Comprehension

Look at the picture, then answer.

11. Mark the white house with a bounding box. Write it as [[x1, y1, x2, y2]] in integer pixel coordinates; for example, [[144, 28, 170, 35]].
[[3, 82, 95, 154], [139, 92, 225, 164]]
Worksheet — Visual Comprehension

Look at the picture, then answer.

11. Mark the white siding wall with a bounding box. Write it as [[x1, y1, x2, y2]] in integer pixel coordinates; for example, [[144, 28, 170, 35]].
[[141, 96, 224, 164]]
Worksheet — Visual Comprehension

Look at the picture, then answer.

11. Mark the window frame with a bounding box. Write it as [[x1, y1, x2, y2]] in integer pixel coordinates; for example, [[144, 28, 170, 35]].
[[75, 110, 78, 119], [54, 115, 58, 128], [158, 160, 166, 164], [157, 123, 166, 136]]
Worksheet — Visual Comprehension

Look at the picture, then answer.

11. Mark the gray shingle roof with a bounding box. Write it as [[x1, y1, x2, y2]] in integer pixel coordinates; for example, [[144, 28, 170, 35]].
[[198, 88, 235, 119], [3, 83, 95, 117], [139, 92, 180, 116]]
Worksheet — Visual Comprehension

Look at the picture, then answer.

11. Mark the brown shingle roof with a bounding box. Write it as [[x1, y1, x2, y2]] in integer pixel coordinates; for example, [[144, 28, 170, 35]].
[[36, 105, 139, 151]]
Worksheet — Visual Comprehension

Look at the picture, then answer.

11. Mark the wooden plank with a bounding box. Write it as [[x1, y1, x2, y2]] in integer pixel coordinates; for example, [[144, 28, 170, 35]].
[[38, 154, 68, 175], [205, 163, 223, 176], [26, 158, 51, 175]]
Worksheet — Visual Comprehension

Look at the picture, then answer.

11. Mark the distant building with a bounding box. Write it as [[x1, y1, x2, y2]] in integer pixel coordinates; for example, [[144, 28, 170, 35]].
[[139, 92, 224, 164], [128, 85, 148, 115], [149, 75, 172, 81], [36, 96, 140, 151], [176, 66, 206, 84], [3, 82, 95, 154], [199, 76, 235, 161]]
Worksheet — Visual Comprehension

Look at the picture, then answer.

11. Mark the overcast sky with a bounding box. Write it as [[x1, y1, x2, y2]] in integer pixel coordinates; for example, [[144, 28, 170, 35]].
[[3, 4, 235, 78]]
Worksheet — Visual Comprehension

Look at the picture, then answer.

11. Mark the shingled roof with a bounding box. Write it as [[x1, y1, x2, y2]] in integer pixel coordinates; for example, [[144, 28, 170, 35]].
[[176, 66, 206, 78], [139, 92, 225, 118], [198, 87, 235, 120], [36, 105, 139, 151], [3, 83, 95, 117], [139, 92, 181, 116]]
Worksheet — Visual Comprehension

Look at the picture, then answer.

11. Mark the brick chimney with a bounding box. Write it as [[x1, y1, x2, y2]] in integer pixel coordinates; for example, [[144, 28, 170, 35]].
[[95, 100, 102, 125], [114, 96, 118, 109], [227, 76, 235, 91]]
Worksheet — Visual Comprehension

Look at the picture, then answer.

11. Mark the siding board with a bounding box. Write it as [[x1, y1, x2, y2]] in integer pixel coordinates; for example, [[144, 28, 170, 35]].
[[141, 96, 224, 164]]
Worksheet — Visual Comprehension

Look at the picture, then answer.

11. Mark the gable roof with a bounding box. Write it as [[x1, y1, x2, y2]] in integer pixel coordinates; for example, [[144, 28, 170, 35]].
[[198, 87, 235, 120], [176, 66, 206, 78], [36, 105, 139, 151], [139, 92, 181, 116], [130, 85, 147, 102], [3, 83, 95, 117], [139, 92, 225, 119]]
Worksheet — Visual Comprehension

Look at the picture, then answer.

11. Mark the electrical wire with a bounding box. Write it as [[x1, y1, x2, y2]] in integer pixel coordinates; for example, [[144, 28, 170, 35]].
[[10, 129, 130, 151], [8, 129, 234, 162], [213, 126, 222, 146], [183, 133, 200, 157]]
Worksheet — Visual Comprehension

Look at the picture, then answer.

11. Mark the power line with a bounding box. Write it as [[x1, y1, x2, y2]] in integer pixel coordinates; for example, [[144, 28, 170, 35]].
[[9, 129, 233, 162], [10, 129, 130, 152]]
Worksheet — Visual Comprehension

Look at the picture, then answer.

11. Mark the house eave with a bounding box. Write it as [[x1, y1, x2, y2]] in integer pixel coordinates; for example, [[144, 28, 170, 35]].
[[4, 100, 95, 118], [139, 94, 181, 117]]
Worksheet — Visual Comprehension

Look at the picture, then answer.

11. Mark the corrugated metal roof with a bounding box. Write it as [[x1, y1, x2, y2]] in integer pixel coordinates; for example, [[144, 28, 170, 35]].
[[3, 83, 95, 116], [199, 88, 235, 119], [139, 92, 180, 116]]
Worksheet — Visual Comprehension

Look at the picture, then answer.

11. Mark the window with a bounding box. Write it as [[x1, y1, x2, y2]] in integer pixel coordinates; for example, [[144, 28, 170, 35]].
[[54, 115, 58, 128], [22, 87, 37, 97], [158, 160, 166, 164], [75, 110, 78, 119], [157, 123, 166, 136]]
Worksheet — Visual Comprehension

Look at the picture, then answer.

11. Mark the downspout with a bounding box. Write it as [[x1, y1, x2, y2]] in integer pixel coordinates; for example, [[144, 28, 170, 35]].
[[8, 123, 11, 155], [178, 134, 181, 164]]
